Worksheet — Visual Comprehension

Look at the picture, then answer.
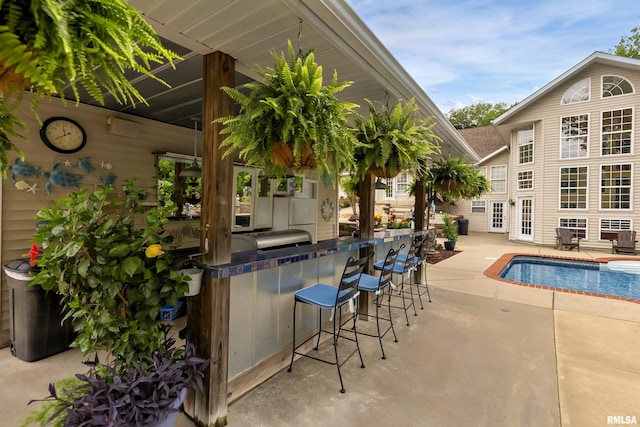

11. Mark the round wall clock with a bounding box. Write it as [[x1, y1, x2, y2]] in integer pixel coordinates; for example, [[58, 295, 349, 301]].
[[321, 198, 335, 221], [40, 116, 87, 154]]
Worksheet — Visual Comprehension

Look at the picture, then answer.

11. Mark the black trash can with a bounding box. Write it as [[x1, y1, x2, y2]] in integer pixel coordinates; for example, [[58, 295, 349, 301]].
[[457, 218, 469, 235], [3, 259, 75, 362]]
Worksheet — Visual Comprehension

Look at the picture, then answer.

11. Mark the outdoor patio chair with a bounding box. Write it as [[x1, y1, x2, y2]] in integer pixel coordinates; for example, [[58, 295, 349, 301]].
[[556, 228, 581, 251], [355, 245, 403, 360], [612, 230, 637, 255], [373, 236, 421, 326], [288, 254, 369, 393]]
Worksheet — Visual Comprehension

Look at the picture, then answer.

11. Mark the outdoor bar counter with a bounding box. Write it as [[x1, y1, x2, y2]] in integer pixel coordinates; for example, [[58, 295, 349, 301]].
[[202, 229, 427, 394]]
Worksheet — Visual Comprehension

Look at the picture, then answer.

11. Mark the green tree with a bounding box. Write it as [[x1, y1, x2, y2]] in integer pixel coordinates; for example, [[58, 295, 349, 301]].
[[446, 102, 513, 129], [612, 26, 640, 59]]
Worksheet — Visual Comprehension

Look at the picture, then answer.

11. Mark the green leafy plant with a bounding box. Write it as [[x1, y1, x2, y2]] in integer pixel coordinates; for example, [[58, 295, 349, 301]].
[[216, 40, 359, 183], [425, 155, 491, 201], [30, 180, 189, 366], [352, 98, 441, 182], [442, 213, 458, 243], [0, 0, 180, 178]]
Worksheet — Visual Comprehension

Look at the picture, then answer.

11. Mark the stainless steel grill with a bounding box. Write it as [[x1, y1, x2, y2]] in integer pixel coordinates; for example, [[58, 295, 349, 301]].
[[231, 229, 312, 253]]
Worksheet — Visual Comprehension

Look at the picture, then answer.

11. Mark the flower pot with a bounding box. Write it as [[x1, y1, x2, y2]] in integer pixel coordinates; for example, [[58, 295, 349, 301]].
[[436, 179, 459, 194], [145, 388, 187, 427], [178, 268, 203, 296], [0, 64, 25, 93], [369, 166, 399, 178], [444, 240, 456, 251], [271, 140, 317, 170]]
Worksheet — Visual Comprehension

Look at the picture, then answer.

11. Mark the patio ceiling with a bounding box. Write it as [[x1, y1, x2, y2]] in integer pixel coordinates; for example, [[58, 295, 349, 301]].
[[75, 0, 477, 161]]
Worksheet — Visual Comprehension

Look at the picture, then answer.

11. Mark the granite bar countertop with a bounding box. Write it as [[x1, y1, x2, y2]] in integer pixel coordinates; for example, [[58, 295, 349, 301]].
[[204, 229, 427, 279]]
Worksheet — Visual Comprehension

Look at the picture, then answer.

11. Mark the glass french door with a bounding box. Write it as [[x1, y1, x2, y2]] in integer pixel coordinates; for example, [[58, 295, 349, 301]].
[[489, 201, 506, 233], [517, 197, 534, 242]]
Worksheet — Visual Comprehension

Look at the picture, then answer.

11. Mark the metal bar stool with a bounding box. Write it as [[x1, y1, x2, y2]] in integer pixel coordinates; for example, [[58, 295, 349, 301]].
[[288, 254, 369, 393], [393, 233, 433, 309], [413, 232, 434, 307], [355, 245, 403, 360], [373, 238, 421, 326]]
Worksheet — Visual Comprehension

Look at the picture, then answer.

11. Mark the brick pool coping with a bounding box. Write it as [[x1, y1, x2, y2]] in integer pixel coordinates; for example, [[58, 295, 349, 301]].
[[484, 253, 640, 304]]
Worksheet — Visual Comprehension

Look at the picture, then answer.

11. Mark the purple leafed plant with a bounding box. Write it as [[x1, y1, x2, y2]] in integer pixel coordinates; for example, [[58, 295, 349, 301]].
[[28, 336, 209, 426]]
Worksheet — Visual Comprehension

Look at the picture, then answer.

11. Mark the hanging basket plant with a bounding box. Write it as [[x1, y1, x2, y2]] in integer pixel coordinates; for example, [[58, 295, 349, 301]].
[[352, 98, 441, 182], [0, 0, 180, 179], [424, 154, 491, 201], [216, 40, 359, 183]]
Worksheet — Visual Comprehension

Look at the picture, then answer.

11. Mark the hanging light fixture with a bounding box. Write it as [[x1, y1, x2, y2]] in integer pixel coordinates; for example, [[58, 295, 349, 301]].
[[375, 178, 388, 190], [180, 118, 201, 178]]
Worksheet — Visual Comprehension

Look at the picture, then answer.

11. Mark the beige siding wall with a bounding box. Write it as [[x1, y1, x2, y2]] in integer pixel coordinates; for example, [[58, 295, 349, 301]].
[[449, 151, 510, 233], [501, 62, 640, 249]]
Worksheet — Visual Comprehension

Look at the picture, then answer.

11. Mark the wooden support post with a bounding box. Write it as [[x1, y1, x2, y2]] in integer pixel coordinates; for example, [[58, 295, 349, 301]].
[[184, 51, 235, 427], [357, 172, 376, 317], [414, 178, 425, 231], [414, 178, 427, 285]]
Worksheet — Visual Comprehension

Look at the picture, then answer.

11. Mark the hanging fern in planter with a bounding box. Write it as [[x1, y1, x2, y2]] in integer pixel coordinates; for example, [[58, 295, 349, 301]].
[[216, 40, 360, 184], [352, 98, 441, 182], [0, 0, 181, 179]]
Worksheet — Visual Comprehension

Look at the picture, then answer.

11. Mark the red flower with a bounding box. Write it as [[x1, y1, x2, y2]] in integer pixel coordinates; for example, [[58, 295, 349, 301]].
[[28, 243, 39, 267]]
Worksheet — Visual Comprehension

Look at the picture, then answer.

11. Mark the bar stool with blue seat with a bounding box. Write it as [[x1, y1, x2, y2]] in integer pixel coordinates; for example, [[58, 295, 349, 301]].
[[355, 245, 403, 360], [413, 232, 434, 307], [373, 237, 421, 326], [391, 233, 433, 309], [287, 254, 369, 393]]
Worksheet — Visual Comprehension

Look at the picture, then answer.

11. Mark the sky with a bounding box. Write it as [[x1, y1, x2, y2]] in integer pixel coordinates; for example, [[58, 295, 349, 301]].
[[345, 0, 640, 114]]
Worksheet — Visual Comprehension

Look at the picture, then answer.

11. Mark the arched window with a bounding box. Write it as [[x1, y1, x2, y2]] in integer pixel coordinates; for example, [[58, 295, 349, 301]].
[[561, 78, 590, 105], [602, 75, 634, 97]]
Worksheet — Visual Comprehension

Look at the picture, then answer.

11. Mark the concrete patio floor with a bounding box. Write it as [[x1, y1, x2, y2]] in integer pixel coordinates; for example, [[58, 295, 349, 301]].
[[1, 233, 639, 427]]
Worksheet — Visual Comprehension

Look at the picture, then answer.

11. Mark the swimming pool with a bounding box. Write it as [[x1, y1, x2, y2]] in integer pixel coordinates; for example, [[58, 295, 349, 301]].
[[498, 255, 640, 301]]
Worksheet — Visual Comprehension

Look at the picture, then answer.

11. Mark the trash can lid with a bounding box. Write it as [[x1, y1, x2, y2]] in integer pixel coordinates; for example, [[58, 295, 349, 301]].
[[3, 258, 39, 273]]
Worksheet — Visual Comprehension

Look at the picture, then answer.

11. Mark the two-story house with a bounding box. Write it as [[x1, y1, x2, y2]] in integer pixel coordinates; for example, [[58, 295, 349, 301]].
[[453, 52, 640, 251]]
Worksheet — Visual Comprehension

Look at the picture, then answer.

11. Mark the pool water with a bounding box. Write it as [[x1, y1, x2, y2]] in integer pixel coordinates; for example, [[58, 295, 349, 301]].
[[499, 256, 640, 301]]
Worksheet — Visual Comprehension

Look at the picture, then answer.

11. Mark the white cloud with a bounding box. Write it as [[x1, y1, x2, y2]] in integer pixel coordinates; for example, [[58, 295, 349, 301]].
[[346, 0, 639, 110]]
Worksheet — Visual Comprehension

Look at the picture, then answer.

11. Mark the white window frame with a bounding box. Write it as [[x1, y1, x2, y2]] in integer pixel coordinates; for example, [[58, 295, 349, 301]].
[[599, 218, 632, 240], [560, 114, 589, 159], [490, 165, 507, 194], [558, 218, 587, 239], [561, 78, 590, 105], [517, 125, 534, 164], [559, 166, 588, 210], [395, 172, 409, 195], [601, 75, 635, 98], [600, 163, 632, 210], [471, 200, 486, 213], [384, 178, 394, 200], [517, 170, 533, 190], [601, 107, 634, 156]]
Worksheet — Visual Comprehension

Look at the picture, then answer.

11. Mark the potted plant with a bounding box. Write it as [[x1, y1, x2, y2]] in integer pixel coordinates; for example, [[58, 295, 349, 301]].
[[0, 0, 180, 179], [24, 335, 208, 427], [351, 98, 441, 182], [216, 40, 359, 183], [24, 180, 208, 426], [441, 213, 458, 250]]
